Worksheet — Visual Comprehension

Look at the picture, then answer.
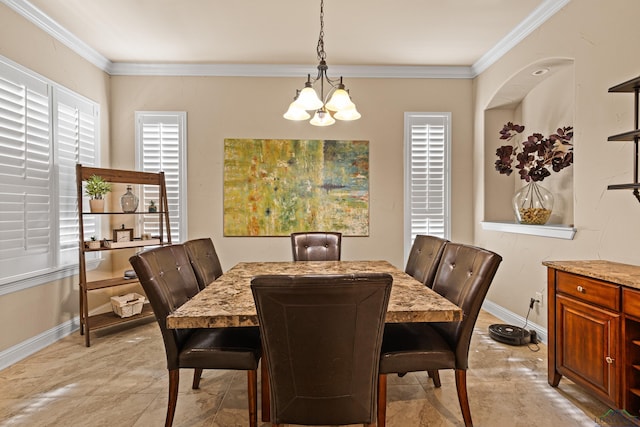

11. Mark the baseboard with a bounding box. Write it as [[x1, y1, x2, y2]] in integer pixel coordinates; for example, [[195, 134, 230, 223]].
[[482, 299, 547, 344], [0, 316, 80, 371], [0, 300, 544, 371]]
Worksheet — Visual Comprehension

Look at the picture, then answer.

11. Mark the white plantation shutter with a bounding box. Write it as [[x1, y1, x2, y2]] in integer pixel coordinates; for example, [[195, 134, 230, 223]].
[[0, 64, 52, 279], [404, 113, 451, 261], [54, 88, 99, 266], [0, 57, 99, 288], [135, 112, 186, 243]]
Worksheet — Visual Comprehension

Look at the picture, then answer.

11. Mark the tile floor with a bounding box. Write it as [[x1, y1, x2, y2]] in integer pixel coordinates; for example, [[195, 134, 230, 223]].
[[0, 311, 622, 426]]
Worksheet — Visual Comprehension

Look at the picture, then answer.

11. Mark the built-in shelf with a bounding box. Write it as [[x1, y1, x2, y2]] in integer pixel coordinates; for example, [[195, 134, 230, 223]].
[[480, 221, 576, 240]]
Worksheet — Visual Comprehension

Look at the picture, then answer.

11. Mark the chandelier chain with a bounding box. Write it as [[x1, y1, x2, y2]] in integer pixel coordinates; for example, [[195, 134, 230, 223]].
[[283, 0, 360, 125], [316, 0, 326, 61]]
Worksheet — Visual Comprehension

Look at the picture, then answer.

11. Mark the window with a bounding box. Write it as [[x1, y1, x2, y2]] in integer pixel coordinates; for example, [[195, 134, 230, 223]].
[[404, 112, 451, 262], [55, 88, 100, 265], [135, 112, 187, 243], [0, 56, 99, 291]]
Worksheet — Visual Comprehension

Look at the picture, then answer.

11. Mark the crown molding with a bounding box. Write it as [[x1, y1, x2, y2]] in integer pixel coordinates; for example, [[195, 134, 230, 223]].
[[2, 0, 112, 71], [470, 0, 571, 77], [108, 62, 474, 78], [5, 0, 568, 79]]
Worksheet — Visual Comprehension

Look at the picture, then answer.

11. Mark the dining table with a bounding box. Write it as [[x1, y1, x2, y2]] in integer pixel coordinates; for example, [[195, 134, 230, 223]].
[[166, 260, 462, 329]]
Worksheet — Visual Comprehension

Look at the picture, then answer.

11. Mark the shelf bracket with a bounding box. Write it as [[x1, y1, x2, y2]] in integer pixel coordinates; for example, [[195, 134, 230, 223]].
[[607, 77, 640, 203]]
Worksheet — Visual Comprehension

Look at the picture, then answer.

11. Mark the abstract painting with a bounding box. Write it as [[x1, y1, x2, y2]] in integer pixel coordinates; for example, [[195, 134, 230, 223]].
[[224, 139, 369, 236]]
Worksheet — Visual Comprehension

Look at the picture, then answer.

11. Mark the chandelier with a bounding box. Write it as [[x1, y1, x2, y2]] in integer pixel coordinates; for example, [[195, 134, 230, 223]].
[[283, 0, 361, 126]]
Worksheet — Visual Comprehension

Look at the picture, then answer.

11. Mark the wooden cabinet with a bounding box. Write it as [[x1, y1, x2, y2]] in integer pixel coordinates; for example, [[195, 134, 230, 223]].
[[546, 260, 640, 418], [555, 294, 620, 406], [76, 164, 171, 347]]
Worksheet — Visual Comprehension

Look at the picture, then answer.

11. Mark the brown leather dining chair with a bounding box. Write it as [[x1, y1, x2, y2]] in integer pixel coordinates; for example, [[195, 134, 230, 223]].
[[404, 235, 449, 288], [129, 245, 262, 427], [251, 273, 393, 427], [290, 231, 342, 261], [378, 243, 502, 427], [184, 237, 224, 290]]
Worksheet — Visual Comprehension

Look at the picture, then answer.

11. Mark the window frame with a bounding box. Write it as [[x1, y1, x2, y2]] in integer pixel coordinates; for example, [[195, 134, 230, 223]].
[[134, 111, 187, 243], [403, 112, 451, 264], [0, 55, 100, 295]]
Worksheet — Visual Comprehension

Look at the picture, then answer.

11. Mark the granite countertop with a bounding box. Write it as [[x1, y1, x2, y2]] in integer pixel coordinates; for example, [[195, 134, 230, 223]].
[[543, 260, 640, 289], [166, 260, 463, 329]]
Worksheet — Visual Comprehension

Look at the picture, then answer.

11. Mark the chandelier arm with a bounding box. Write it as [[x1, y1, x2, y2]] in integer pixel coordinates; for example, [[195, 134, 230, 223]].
[[284, 0, 360, 125], [325, 75, 342, 87]]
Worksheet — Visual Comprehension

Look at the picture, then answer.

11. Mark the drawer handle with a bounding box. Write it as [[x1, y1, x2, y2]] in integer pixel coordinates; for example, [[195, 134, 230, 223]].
[[606, 356, 614, 364], [577, 285, 585, 293]]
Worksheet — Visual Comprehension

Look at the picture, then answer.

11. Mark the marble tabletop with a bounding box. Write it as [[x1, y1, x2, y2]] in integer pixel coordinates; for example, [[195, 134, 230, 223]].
[[543, 260, 640, 289], [166, 260, 463, 329]]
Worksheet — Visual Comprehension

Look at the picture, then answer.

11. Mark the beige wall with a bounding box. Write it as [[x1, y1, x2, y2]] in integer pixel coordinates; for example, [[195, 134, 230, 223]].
[[0, 4, 111, 351], [12, 0, 637, 354], [109, 76, 474, 270], [0, 4, 475, 352], [474, 0, 640, 329]]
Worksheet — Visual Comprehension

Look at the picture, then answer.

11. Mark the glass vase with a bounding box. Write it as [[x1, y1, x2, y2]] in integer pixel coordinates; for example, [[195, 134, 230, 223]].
[[512, 181, 553, 225], [120, 185, 139, 213]]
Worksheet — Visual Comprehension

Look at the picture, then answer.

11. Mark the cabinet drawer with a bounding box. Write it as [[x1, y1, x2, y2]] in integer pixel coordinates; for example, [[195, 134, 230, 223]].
[[623, 287, 640, 318], [556, 271, 620, 311]]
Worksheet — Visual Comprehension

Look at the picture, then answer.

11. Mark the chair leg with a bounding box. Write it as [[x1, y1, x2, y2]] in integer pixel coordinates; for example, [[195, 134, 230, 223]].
[[428, 369, 441, 387], [248, 370, 258, 427], [261, 357, 271, 422], [192, 368, 203, 389], [166, 369, 180, 427], [377, 374, 387, 427], [455, 369, 473, 427]]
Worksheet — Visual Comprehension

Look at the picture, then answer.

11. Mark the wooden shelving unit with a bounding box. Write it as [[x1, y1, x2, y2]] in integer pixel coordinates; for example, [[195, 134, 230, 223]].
[[624, 314, 640, 417], [607, 75, 640, 200], [76, 164, 171, 347]]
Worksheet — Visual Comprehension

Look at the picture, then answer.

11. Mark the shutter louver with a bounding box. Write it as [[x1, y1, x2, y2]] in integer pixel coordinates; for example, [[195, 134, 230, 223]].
[[406, 113, 450, 247], [55, 90, 98, 266], [0, 58, 100, 286], [138, 114, 184, 243], [0, 70, 53, 277]]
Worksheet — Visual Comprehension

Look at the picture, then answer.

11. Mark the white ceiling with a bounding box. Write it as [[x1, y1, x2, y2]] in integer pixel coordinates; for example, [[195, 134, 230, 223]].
[[9, 0, 569, 77]]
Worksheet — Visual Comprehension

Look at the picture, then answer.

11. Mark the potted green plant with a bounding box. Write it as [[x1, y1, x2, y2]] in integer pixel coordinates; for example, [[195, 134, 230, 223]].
[[85, 174, 111, 212], [148, 200, 157, 213], [87, 235, 100, 249]]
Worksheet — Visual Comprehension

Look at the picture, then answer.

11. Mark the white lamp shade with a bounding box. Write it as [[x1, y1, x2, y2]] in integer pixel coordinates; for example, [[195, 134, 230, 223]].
[[310, 110, 336, 126], [295, 86, 324, 110], [283, 102, 311, 121], [334, 106, 361, 121], [325, 88, 355, 111]]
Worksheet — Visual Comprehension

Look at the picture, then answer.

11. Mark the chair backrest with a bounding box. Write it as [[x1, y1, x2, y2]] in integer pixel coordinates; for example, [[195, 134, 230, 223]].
[[290, 231, 342, 261], [251, 273, 392, 425], [404, 235, 449, 287], [129, 244, 201, 369], [431, 243, 502, 369], [184, 237, 223, 290]]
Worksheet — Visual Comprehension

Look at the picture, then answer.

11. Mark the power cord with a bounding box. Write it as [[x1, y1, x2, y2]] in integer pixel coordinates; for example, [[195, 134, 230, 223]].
[[523, 298, 540, 352]]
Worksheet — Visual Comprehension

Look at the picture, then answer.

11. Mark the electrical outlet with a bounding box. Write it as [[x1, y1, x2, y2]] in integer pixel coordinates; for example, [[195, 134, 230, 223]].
[[535, 291, 544, 307]]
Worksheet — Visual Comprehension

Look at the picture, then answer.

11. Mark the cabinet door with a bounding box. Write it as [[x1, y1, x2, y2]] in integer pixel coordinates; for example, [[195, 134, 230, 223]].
[[557, 294, 621, 407]]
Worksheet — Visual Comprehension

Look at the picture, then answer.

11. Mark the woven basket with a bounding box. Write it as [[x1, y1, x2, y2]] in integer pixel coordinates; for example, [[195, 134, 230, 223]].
[[110, 293, 145, 318]]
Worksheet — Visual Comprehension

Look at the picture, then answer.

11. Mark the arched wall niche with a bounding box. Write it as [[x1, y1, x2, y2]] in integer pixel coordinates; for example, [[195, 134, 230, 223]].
[[483, 57, 575, 226]]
